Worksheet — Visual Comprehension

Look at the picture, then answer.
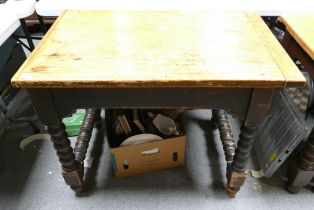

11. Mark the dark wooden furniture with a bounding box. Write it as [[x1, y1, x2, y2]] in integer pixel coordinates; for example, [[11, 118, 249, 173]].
[[11, 11, 305, 197]]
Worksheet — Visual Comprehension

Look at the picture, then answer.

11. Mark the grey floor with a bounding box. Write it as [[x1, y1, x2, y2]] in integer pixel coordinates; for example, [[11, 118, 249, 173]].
[[0, 40, 313, 210]]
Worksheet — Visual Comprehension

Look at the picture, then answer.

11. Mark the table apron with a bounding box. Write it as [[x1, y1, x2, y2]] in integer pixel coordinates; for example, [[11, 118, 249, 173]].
[[27, 87, 256, 123]]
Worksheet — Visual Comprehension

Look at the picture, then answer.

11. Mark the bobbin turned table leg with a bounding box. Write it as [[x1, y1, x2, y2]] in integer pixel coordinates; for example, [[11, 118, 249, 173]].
[[48, 123, 84, 194], [226, 88, 277, 198], [74, 109, 99, 164], [47, 109, 99, 195], [227, 126, 257, 197], [27, 89, 84, 195], [212, 109, 236, 163]]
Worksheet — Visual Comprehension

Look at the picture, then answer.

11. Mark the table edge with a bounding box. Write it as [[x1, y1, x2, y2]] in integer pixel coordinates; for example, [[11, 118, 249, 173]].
[[11, 11, 305, 89], [246, 13, 305, 87], [279, 16, 314, 60]]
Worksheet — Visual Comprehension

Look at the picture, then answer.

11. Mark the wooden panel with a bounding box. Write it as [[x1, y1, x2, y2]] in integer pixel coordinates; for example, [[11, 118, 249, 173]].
[[12, 11, 305, 88], [279, 15, 314, 60], [48, 87, 252, 120], [245, 88, 278, 126]]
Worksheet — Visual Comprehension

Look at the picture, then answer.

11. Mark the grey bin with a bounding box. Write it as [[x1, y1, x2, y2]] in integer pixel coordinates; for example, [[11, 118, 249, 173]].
[[254, 87, 314, 177]]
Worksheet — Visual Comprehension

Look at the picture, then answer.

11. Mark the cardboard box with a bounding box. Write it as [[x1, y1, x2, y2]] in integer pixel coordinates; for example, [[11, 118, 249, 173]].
[[109, 136, 186, 177]]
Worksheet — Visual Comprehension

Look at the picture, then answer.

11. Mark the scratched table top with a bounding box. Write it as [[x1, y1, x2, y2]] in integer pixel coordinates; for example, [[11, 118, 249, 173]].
[[12, 11, 305, 88], [279, 15, 314, 60]]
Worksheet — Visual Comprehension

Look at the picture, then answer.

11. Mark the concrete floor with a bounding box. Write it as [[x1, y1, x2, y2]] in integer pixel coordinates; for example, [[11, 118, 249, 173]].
[[0, 90, 313, 210]]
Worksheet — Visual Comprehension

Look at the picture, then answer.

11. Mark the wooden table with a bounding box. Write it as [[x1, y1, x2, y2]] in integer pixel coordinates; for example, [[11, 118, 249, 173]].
[[279, 15, 314, 194], [12, 11, 305, 197]]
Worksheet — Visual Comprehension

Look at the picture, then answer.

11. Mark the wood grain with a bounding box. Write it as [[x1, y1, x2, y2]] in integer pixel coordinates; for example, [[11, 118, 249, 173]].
[[279, 15, 314, 60], [247, 13, 306, 87], [12, 11, 305, 88]]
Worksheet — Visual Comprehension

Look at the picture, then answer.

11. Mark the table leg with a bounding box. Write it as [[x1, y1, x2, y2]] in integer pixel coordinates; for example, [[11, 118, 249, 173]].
[[47, 123, 84, 194], [286, 130, 314, 194], [226, 88, 277, 197], [227, 125, 257, 197], [212, 109, 236, 162], [74, 108, 99, 163], [27, 89, 83, 195]]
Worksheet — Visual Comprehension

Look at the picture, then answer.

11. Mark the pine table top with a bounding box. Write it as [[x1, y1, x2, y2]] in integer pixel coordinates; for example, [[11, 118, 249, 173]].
[[279, 15, 314, 60], [12, 11, 305, 88]]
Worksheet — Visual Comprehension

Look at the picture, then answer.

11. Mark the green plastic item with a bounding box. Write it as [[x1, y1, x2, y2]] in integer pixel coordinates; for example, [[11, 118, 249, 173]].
[[62, 112, 85, 137]]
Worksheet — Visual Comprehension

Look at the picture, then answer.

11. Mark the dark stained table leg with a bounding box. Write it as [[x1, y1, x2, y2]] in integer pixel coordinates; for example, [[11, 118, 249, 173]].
[[27, 89, 83, 195], [48, 123, 84, 194], [227, 125, 257, 197], [74, 108, 99, 163], [227, 88, 278, 197], [286, 129, 314, 194], [212, 109, 236, 162]]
